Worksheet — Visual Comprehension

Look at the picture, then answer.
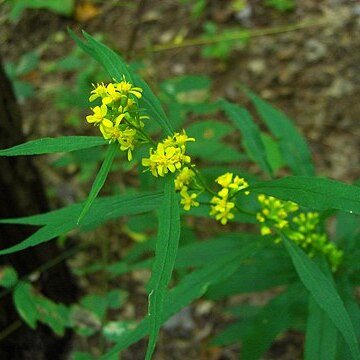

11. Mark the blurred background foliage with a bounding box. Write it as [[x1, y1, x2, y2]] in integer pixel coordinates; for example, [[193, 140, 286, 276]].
[[1, 0, 359, 359]]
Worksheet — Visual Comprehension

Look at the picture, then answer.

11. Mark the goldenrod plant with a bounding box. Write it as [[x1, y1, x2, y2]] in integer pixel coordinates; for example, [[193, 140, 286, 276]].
[[0, 31, 359, 360]]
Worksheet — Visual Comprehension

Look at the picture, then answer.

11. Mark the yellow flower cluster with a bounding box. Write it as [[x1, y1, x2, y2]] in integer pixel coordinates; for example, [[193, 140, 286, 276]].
[[86, 77, 148, 161], [174, 167, 199, 211], [256, 195, 343, 271], [210, 173, 250, 225], [287, 212, 343, 271], [256, 194, 299, 235], [142, 131, 194, 177]]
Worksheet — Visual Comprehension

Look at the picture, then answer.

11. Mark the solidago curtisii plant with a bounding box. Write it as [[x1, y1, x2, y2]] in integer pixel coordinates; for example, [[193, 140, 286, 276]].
[[0, 31, 360, 360]]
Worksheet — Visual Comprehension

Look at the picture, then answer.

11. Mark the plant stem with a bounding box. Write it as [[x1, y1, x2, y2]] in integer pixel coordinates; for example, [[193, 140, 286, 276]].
[[150, 18, 327, 52]]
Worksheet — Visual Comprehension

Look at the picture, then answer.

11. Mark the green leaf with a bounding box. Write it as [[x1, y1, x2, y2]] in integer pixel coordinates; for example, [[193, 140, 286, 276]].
[[221, 99, 272, 175], [241, 283, 306, 360], [0, 192, 163, 255], [0, 266, 18, 288], [175, 234, 261, 269], [250, 176, 360, 214], [0, 136, 106, 156], [106, 289, 127, 310], [337, 277, 360, 359], [186, 119, 247, 163], [69, 30, 173, 135], [304, 296, 337, 360], [78, 143, 117, 224], [81, 294, 107, 321], [282, 235, 360, 360], [13, 282, 38, 329], [33, 295, 70, 336], [206, 247, 296, 299], [71, 352, 94, 360], [244, 87, 314, 176], [0, 220, 77, 255], [146, 176, 180, 360], [336, 211, 360, 251], [9, 0, 74, 22], [260, 132, 285, 173], [101, 243, 258, 359]]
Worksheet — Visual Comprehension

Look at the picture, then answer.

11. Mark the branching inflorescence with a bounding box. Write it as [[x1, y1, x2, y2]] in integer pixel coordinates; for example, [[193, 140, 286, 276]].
[[86, 78, 343, 272]]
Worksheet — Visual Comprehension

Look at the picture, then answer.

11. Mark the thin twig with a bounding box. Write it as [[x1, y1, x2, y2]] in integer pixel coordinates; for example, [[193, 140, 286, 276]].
[[149, 18, 328, 53]]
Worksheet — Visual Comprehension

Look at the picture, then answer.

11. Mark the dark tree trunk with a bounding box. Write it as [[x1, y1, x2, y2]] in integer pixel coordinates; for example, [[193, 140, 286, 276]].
[[0, 55, 78, 359]]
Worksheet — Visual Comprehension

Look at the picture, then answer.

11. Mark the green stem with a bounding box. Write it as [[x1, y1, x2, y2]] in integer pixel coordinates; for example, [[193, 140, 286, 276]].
[[125, 119, 156, 146], [192, 167, 218, 197], [150, 18, 327, 52]]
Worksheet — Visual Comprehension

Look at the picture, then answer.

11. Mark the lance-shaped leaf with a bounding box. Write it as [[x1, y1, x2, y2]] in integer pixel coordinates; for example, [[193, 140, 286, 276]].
[[101, 242, 258, 359], [0, 136, 106, 156], [69, 30, 173, 135], [305, 296, 338, 360], [241, 283, 306, 360], [221, 99, 272, 176], [250, 176, 360, 215], [282, 235, 360, 360], [78, 143, 117, 224], [145, 176, 180, 359], [243, 87, 314, 176], [0, 192, 163, 228], [0, 192, 163, 255]]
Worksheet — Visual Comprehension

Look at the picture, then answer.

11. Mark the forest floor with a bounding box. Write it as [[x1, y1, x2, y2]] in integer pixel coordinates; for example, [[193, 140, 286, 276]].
[[1, 0, 360, 359]]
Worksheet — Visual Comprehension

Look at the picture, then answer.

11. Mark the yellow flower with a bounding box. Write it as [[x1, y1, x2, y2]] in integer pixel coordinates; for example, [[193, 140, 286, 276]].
[[210, 189, 236, 225], [101, 83, 121, 105], [142, 144, 181, 177], [115, 79, 143, 99], [180, 188, 199, 211], [86, 78, 148, 162], [89, 83, 108, 102], [86, 104, 108, 125], [216, 173, 250, 194], [163, 130, 195, 149], [209, 172, 250, 225], [210, 196, 235, 225], [230, 175, 250, 194], [142, 130, 194, 177], [216, 172, 233, 188], [100, 114, 125, 141], [118, 128, 137, 161], [174, 167, 195, 191]]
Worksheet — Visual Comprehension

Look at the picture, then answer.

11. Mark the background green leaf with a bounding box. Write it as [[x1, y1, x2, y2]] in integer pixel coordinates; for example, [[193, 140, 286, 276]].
[[243, 87, 314, 176], [101, 242, 258, 359], [0, 266, 18, 288], [241, 283, 306, 360], [13, 282, 38, 329], [221, 99, 272, 175], [9, 0, 74, 22]]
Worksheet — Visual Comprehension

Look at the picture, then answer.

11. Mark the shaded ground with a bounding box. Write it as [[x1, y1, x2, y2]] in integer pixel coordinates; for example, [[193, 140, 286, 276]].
[[1, 0, 359, 359]]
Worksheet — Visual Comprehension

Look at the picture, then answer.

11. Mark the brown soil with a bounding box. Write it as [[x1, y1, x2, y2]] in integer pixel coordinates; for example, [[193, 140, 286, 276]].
[[1, 0, 359, 359]]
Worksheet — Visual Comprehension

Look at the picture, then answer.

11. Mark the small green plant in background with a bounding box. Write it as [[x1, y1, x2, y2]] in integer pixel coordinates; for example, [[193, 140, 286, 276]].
[[4, 51, 39, 101], [5, 0, 75, 22], [264, 0, 295, 12], [0, 31, 359, 360]]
